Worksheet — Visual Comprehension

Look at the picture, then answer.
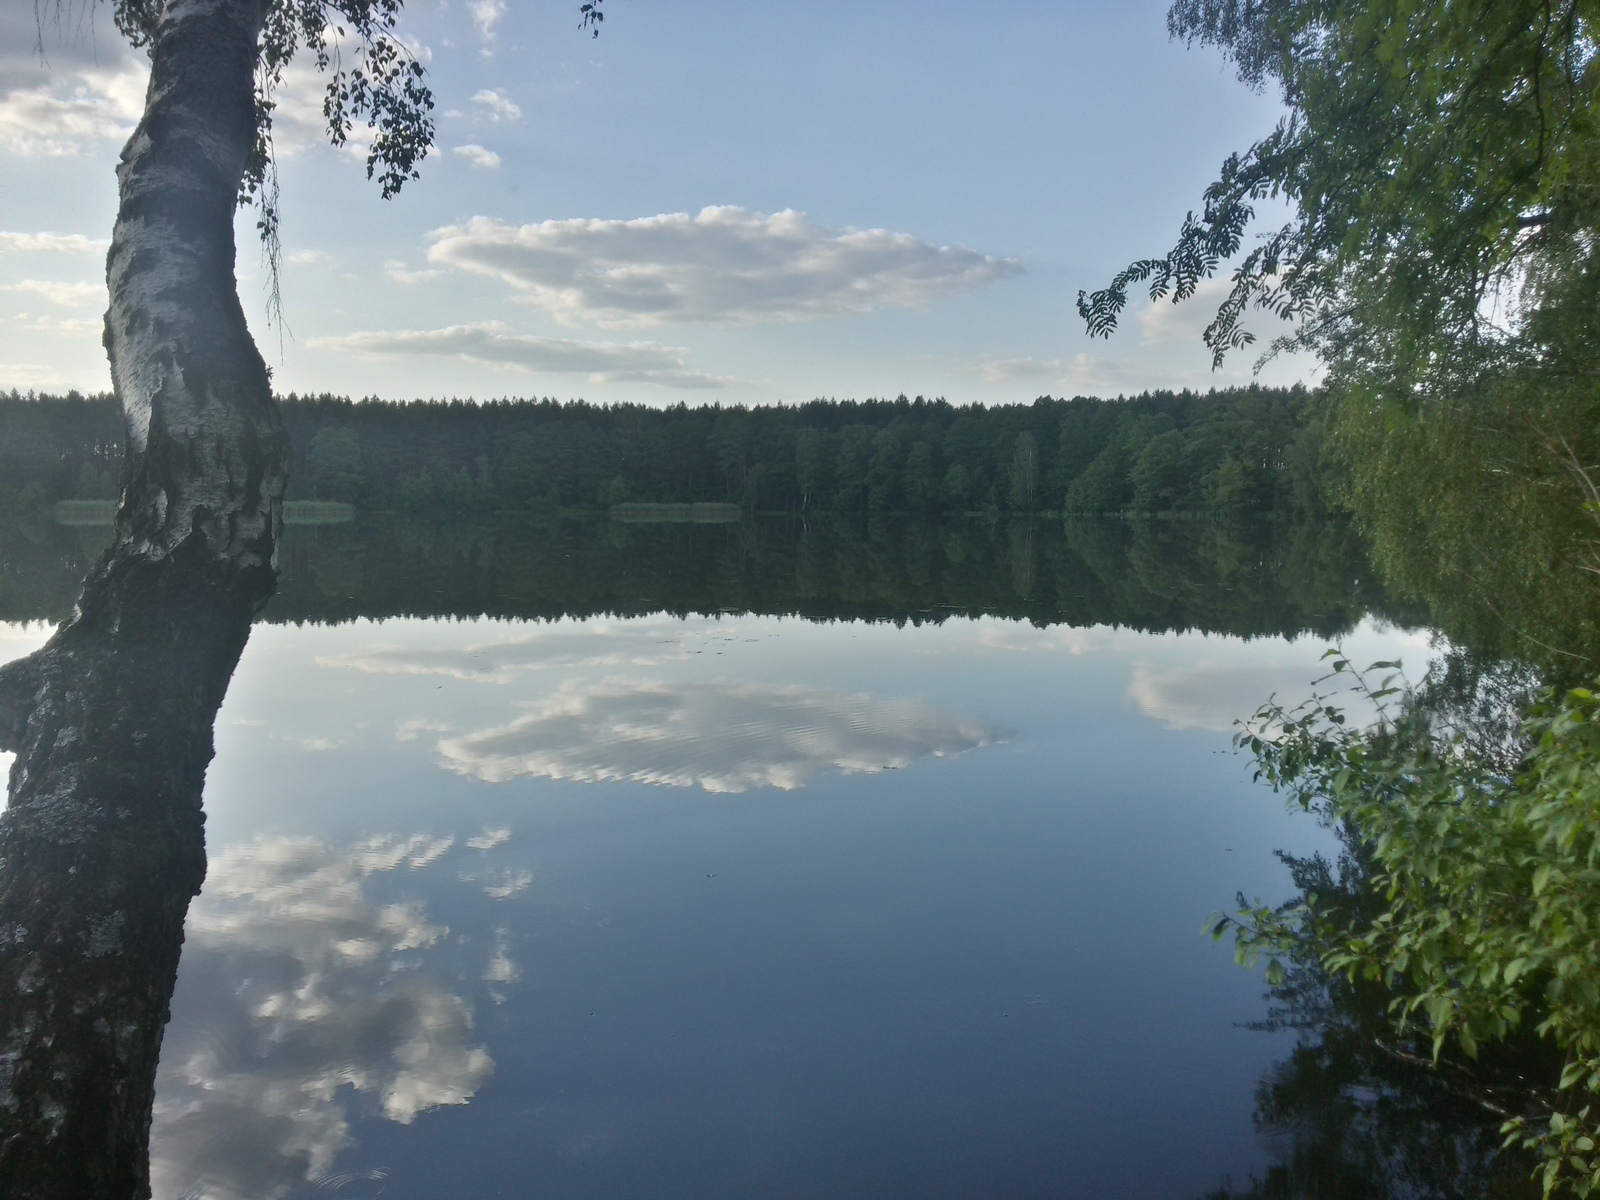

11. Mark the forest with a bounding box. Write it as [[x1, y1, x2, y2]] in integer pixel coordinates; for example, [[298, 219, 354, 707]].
[[0, 384, 1328, 518]]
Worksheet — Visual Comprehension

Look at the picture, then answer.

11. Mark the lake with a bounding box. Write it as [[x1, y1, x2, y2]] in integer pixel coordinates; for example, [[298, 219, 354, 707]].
[[0, 515, 1435, 1199]]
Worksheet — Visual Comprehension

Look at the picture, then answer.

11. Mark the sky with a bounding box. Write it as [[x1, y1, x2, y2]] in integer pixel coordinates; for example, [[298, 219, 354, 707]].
[[0, 0, 1316, 406]]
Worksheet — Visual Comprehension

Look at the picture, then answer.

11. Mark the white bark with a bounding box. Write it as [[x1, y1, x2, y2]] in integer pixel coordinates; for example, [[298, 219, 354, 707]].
[[0, 2, 289, 1196], [103, 0, 285, 574]]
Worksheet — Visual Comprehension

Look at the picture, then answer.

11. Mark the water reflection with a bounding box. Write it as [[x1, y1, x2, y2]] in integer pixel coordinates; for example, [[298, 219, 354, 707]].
[[0, 512, 1474, 1198], [150, 835, 495, 1200], [321, 622, 694, 681], [1201, 838, 1551, 1200], [0, 549, 261, 1195], [0, 511, 1406, 638], [435, 677, 1008, 791]]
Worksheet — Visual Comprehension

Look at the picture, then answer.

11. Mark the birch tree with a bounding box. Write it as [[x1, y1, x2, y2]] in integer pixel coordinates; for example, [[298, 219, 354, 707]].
[[0, 3, 584, 1194]]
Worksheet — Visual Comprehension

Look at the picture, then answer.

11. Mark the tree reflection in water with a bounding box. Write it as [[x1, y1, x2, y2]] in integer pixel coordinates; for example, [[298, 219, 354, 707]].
[[0, 512, 1409, 639], [0, 510, 1437, 1196], [0, 546, 265, 1196], [1205, 843, 1552, 1199], [1207, 655, 1562, 1200]]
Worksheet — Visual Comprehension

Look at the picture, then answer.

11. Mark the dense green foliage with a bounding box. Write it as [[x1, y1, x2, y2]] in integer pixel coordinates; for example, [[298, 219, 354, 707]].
[[1083, 1, 1600, 675], [1222, 658, 1600, 1194], [0, 387, 1329, 519], [1202, 812, 1550, 1198], [1086, 0, 1600, 385], [1333, 375, 1600, 679], [1090, 13, 1600, 1184]]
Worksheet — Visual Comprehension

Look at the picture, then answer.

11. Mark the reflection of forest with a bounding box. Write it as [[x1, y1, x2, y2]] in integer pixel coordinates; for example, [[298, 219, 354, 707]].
[[1203, 829, 1551, 1200], [0, 511, 1409, 635]]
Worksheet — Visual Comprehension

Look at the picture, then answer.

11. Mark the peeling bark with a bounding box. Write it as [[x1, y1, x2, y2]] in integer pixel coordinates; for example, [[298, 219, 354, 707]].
[[0, 2, 287, 1196]]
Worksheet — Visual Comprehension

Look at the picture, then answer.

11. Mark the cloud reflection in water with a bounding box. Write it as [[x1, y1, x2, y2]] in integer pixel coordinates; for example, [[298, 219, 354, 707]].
[[438, 677, 1010, 792], [320, 623, 693, 683], [149, 835, 496, 1200]]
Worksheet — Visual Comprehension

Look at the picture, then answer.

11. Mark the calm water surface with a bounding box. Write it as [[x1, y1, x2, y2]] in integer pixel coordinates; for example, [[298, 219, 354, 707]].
[[1, 517, 1428, 1198]]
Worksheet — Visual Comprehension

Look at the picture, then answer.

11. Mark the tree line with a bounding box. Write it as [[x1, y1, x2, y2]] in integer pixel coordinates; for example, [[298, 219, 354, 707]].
[[0, 386, 1329, 517]]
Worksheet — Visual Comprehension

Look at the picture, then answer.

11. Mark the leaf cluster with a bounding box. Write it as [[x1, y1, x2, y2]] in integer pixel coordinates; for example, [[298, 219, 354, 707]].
[[1083, 1, 1600, 388], [110, 0, 435, 202], [1223, 655, 1600, 1193]]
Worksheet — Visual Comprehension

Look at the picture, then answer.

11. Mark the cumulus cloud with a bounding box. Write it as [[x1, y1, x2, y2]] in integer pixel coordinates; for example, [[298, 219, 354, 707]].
[[437, 678, 1009, 792], [149, 834, 496, 1200], [424, 206, 1022, 328], [0, 63, 146, 156], [471, 88, 521, 122], [453, 143, 501, 168], [0, 231, 108, 253], [306, 321, 734, 389]]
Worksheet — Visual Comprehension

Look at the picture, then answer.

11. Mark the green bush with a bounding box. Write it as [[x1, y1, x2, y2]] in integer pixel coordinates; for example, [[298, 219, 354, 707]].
[[1224, 657, 1600, 1195]]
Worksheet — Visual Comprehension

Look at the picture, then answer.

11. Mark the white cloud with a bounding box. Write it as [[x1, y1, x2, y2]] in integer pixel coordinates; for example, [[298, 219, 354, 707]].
[[484, 929, 520, 984], [1057, 351, 1180, 393], [970, 351, 1162, 396], [468, 0, 506, 49], [0, 231, 107, 253], [9, 313, 99, 333], [1, 278, 104, 306], [470, 88, 522, 122], [453, 143, 501, 169], [438, 678, 1009, 792], [980, 356, 1064, 385], [149, 834, 496, 1200], [424, 206, 1022, 328], [306, 321, 735, 389], [239, 34, 431, 165], [1135, 277, 1245, 346], [383, 258, 445, 285], [0, 63, 146, 156], [397, 717, 456, 742], [0, 359, 110, 389], [286, 248, 330, 266]]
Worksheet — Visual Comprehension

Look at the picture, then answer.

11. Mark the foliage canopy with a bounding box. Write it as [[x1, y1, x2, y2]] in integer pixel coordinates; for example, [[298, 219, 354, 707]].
[[1082, 0, 1600, 388]]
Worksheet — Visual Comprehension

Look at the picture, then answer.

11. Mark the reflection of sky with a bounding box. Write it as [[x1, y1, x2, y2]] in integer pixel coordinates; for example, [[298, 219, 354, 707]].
[[437, 677, 1007, 791], [317, 620, 700, 682], [0, 612, 1432, 1197], [0, 621, 60, 812], [149, 834, 499, 1200]]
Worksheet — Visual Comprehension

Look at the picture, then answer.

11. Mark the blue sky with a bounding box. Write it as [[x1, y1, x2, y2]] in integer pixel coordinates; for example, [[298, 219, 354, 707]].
[[0, 0, 1314, 404]]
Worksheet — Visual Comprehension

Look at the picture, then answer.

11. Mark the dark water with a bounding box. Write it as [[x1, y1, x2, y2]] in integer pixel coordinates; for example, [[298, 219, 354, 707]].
[[0, 514, 1460, 1198]]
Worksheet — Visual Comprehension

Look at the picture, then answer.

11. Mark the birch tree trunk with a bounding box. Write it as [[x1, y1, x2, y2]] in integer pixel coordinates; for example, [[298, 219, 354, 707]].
[[0, 2, 287, 1195]]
